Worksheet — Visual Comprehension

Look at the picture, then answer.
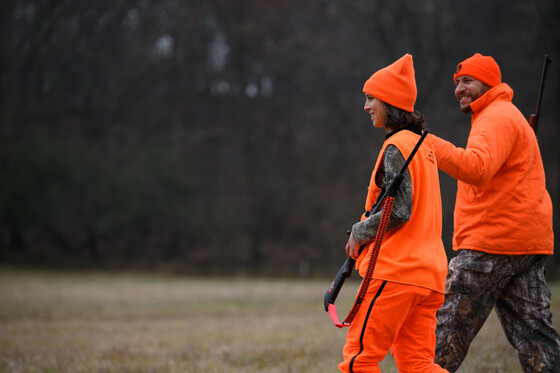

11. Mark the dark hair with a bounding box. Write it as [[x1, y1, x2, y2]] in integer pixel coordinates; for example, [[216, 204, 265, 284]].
[[384, 103, 426, 132]]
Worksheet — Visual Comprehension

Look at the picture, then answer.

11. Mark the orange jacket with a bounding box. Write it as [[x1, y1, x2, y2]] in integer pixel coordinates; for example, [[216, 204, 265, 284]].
[[428, 83, 553, 255], [357, 130, 447, 293]]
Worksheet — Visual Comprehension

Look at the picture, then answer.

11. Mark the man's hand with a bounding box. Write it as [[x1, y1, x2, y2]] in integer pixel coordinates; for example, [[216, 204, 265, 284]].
[[345, 232, 361, 259]]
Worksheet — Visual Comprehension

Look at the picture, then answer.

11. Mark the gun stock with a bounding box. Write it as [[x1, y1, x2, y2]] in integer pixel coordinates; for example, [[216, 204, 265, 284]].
[[324, 257, 356, 311]]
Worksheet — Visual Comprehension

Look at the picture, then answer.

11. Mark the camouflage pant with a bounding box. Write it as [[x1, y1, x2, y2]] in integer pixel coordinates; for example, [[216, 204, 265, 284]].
[[435, 250, 560, 372]]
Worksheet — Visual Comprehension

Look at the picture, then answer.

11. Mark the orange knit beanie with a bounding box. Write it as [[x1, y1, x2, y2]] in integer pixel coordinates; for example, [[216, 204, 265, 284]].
[[453, 53, 501, 87], [363, 54, 417, 112]]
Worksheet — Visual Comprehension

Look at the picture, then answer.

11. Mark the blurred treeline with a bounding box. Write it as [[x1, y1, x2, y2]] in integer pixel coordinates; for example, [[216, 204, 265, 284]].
[[1, 0, 560, 278]]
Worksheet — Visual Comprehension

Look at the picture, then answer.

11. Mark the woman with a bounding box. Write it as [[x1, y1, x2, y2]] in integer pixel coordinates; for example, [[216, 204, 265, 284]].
[[338, 54, 448, 373]]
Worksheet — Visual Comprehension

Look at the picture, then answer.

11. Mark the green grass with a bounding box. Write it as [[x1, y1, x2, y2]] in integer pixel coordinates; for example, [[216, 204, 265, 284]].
[[0, 269, 558, 372]]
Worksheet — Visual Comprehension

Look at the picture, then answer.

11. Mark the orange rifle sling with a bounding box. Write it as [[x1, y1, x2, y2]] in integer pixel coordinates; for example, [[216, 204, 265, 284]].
[[342, 195, 395, 326]]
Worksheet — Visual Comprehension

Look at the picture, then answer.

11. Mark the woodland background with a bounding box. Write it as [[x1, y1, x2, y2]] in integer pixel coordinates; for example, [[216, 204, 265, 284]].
[[1, 0, 560, 278]]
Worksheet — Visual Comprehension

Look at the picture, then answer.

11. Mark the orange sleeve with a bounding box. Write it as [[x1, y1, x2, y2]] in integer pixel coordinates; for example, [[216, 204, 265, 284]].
[[427, 115, 516, 186]]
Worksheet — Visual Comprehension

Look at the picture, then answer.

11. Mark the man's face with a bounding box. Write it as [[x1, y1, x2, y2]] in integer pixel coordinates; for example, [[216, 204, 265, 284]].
[[454, 75, 490, 113]]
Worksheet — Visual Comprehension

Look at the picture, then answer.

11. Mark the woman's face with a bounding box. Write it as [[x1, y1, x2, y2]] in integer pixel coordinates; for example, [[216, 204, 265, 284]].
[[364, 94, 387, 129]]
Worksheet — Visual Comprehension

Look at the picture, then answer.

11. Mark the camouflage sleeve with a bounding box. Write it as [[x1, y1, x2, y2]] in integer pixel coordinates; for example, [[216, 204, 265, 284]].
[[351, 144, 412, 245]]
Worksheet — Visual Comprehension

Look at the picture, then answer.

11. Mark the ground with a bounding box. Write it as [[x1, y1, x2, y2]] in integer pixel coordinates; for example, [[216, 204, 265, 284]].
[[1, 269, 558, 372]]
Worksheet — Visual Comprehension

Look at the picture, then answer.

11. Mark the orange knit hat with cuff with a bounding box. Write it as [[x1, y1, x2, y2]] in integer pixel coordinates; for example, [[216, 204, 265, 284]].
[[453, 53, 501, 87], [363, 54, 417, 112]]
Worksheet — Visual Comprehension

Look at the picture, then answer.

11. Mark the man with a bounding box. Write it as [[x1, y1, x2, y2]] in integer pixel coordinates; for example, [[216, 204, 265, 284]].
[[428, 53, 560, 372]]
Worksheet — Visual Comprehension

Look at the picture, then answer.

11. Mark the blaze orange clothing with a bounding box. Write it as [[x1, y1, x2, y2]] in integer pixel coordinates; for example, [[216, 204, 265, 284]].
[[356, 129, 448, 293], [339, 280, 447, 373], [428, 83, 554, 255], [340, 129, 449, 372]]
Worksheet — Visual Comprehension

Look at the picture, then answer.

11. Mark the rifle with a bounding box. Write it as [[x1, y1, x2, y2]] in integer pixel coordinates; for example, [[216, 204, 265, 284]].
[[324, 129, 429, 327], [529, 55, 552, 133]]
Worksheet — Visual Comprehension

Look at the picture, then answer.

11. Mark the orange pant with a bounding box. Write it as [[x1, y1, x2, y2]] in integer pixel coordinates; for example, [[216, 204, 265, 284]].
[[339, 280, 448, 373]]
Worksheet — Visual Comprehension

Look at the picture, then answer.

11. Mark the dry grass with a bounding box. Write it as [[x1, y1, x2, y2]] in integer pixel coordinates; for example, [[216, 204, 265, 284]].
[[0, 269, 558, 372]]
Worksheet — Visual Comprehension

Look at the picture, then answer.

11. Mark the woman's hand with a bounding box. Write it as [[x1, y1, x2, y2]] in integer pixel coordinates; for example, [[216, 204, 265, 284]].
[[345, 232, 361, 259]]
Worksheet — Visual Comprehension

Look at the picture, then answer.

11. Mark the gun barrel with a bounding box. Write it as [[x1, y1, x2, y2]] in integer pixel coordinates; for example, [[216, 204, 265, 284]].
[[530, 55, 552, 133]]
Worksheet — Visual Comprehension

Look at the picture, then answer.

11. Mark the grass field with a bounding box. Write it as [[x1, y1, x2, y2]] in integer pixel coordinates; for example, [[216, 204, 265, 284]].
[[0, 269, 559, 372]]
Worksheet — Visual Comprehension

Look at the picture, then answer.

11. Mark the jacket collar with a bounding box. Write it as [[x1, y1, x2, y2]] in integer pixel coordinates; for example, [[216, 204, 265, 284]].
[[470, 82, 514, 118]]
